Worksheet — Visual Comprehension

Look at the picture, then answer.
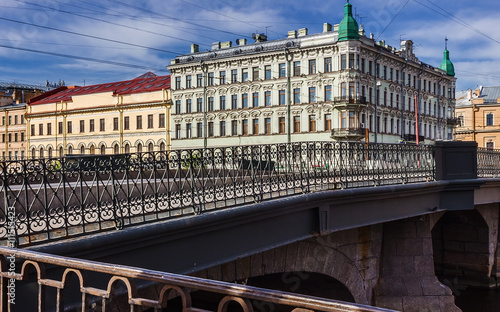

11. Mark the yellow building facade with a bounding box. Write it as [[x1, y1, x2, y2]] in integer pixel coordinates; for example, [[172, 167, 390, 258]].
[[27, 73, 171, 158], [455, 87, 500, 149], [0, 101, 27, 160]]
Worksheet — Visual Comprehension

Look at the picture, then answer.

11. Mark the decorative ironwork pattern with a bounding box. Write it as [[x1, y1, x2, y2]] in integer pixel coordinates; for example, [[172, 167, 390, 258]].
[[477, 147, 500, 178], [0, 246, 397, 312], [0, 142, 435, 246]]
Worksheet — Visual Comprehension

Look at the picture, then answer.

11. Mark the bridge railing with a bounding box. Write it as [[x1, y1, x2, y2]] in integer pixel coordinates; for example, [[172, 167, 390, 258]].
[[477, 147, 500, 178], [0, 141, 435, 246], [0, 246, 397, 312]]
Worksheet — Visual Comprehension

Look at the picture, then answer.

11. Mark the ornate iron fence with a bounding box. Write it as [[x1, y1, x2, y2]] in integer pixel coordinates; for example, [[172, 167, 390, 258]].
[[477, 147, 500, 178], [0, 246, 397, 311], [0, 142, 435, 246]]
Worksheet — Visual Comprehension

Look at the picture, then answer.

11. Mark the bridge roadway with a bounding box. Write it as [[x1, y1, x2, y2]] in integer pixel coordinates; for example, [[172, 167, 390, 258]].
[[3, 140, 500, 311]]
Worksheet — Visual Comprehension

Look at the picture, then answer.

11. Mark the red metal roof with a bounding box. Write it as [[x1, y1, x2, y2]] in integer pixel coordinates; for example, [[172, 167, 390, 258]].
[[29, 73, 170, 105]]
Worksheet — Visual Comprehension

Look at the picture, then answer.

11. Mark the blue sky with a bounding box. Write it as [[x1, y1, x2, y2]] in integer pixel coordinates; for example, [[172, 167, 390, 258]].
[[1, 0, 499, 92]]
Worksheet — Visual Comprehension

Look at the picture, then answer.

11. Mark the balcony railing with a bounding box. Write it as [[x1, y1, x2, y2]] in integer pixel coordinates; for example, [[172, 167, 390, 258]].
[[333, 95, 367, 105], [403, 134, 425, 143], [478, 147, 500, 178], [0, 246, 397, 311], [0, 142, 436, 246]]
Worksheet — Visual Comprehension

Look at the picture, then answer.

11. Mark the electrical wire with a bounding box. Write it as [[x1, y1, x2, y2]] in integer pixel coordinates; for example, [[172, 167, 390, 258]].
[[0, 43, 168, 72], [376, 0, 411, 40]]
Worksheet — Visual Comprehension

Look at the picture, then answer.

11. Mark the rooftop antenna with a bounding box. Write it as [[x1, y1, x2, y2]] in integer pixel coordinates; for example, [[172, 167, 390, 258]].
[[265, 26, 272, 38], [399, 34, 406, 43]]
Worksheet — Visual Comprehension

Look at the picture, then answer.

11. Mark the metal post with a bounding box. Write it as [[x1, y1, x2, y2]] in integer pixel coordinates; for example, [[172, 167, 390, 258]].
[[374, 48, 382, 143], [201, 62, 208, 149], [400, 60, 408, 140]]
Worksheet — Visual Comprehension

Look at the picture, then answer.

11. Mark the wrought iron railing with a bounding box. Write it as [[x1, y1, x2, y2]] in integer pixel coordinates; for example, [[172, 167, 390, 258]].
[[0, 142, 435, 246], [333, 95, 367, 104], [477, 147, 500, 178], [0, 246, 396, 311]]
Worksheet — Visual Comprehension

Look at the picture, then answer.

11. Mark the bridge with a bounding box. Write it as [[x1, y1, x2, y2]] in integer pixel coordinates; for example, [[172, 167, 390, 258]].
[[1, 141, 500, 311]]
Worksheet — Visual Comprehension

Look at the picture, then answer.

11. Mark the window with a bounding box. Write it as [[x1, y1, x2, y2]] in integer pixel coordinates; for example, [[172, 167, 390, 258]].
[[242, 68, 248, 82], [242, 94, 248, 108], [136, 144, 142, 153], [14, 115, 18, 125], [8, 116, 11, 125], [114, 144, 120, 154], [341, 112, 347, 129], [486, 141, 494, 150], [279, 117, 285, 134], [136, 116, 142, 129], [324, 114, 332, 131], [369, 61, 373, 75], [242, 119, 248, 135], [59, 121, 63, 134], [309, 115, 316, 132], [252, 119, 259, 135], [325, 85, 332, 102], [159, 142, 165, 152], [197, 98, 203, 112], [293, 88, 300, 104], [252, 93, 259, 107], [208, 97, 214, 111], [197, 74, 203, 87], [361, 58, 366, 73], [457, 115, 464, 127], [124, 117, 130, 130], [1, 116, 4, 126], [197, 122, 202, 137], [308, 60, 316, 74], [148, 114, 153, 128], [208, 72, 214, 86], [265, 65, 272, 80], [159, 114, 165, 128], [21, 115, 24, 124], [252, 67, 259, 80], [186, 75, 192, 88], [39, 124, 43, 135], [20, 132, 24, 142], [293, 116, 300, 133], [220, 121, 226, 136], [279, 63, 286, 77], [486, 113, 494, 126], [175, 76, 181, 89], [341, 54, 346, 70], [383, 66, 387, 80], [99, 118, 105, 131], [265, 91, 271, 106], [219, 71, 226, 84], [231, 120, 238, 135], [231, 95, 238, 109], [113, 117, 119, 131], [231, 69, 238, 83], [1, 134, 4, 142], [47, 123, 52, 135], [48, 147, 52, 158], [8, 133, 11, 142], [80, 146, 85, 155], [14, 133, 18, 142], [186, 123, 192, 138], [100, 145, 106, 155], [264, 118, 271, 134], [325, 57, 332, 72], [175, 124, 181, 139], [293, 61, 301, 76], [220, 96, 226, 110], [208, 122, 214, 137], [186, 99, 192, 113], [279, 90, 285, 105], [309, 87, 316, 103], [67, 121, 72, 133], [175, 100, 181, 114], [80, 120, 85, 133], [89, 119, 95, 132], [349, 53, 355, 69]]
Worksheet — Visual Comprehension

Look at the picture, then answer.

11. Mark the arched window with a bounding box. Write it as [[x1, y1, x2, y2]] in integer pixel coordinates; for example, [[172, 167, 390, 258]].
[[148, 142, 154, 152], [124, 144, 130, 154], [137, 143, 142, 153], [159, 142, 165, 151], [68, 146, 73, 155], [114, 144, 120, 154], [48, 147, 53, 158], [59, 146, 64, 157], [39, 147, 44, 158], [80, 146, 85, 155], [90, 146, 95, 155], [100, 145, 106, 155], [31, 148, 36, 159]]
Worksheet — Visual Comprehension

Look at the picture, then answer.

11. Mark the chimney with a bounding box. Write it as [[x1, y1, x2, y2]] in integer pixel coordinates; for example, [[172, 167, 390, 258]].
[[287, 30, 297, 38], [191, 44, 199, 53], [220, 41, 232, 49], [298, 28, 308, 37], [467, 89, 472, 100], [211, 42, 221, 51], [236, 39, 247, 46], [323, 23, 332, 33]]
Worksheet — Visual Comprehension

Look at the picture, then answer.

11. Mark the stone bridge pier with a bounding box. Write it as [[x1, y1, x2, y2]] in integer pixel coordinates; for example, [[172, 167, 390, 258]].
[[192, 216, 460, 312]]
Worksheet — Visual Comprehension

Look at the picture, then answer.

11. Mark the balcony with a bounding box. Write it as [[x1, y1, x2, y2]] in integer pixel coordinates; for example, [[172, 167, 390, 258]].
[[333, 95, 367, 108], [447, 118, 460, 126], [331, 127, 367, 141], [403, 134, 425, 143]]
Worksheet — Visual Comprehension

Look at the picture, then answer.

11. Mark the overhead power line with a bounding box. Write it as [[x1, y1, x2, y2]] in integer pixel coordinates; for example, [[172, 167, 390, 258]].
[[0, 44, 168, 72], [0, 16, 180, 55]]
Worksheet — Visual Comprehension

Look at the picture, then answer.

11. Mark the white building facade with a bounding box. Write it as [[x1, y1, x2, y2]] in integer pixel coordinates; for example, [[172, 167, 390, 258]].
[[167, 1, 456, 149]]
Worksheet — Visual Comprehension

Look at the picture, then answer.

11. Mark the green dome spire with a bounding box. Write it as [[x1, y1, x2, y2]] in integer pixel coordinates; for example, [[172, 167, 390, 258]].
[[439, 38, 455, 77], [338, 0, 360, 41]]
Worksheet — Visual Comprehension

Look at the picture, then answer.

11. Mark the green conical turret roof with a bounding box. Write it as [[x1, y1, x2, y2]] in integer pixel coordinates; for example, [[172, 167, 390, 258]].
[[439, 49, 455, 77], [338, 0, 360, 41]]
